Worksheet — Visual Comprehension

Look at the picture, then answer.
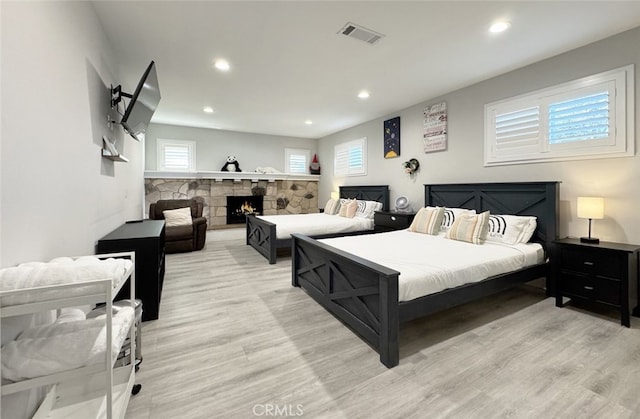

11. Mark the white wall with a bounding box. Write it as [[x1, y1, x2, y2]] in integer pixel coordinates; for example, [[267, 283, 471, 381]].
[[1, 1, 144, 267], [2, 3, 142, 415], [319, 26, 640, 245], [145, 123, 318, 173]]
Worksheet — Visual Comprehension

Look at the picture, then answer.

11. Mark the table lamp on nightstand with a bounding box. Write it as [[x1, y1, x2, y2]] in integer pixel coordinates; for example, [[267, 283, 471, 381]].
[[577, 196, 604, 244]]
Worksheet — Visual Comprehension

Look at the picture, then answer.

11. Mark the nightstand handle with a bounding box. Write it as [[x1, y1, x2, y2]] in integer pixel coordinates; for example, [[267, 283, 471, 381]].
[[583, 261, 594, 266], [584, 286, 594, 290], [391, 216, 396, 221]]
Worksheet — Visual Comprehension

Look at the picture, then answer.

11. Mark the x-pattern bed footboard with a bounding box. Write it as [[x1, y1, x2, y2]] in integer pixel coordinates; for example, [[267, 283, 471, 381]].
[[292, 233, 400, 367], [246, 215, 277, 264]]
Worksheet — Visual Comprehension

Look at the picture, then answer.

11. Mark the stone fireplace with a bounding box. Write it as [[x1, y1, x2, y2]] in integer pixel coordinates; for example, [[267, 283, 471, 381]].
[[144, 173, 319, 229], [226, 195, 264, 224]]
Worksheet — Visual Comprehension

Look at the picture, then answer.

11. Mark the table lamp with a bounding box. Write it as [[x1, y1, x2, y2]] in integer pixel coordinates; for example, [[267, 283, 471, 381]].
[[330, 191, 339, 200], [577, 197, 604, 244]]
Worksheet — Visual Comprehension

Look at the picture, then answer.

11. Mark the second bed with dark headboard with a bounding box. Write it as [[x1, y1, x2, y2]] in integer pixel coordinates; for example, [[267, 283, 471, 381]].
[[246, 185, 390, 264], [291, 182, 559, 367]]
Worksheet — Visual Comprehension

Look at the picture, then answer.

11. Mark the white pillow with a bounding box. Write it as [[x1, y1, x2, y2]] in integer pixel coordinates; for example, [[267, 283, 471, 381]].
[[486, 215, 537, 245], [163, 207, 193, 227], [355, 200, 383, 219], [338, 199, 357, 218], [446, 211, 490, 244], [409, 207, 445, 235], [428, 207, 476, 232], [519, 217, 537, 243], [324, 198, 340, 215]]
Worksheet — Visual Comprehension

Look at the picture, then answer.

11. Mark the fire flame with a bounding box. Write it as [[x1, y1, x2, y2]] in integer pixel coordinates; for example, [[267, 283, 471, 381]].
[[240, 201, 256, 214]]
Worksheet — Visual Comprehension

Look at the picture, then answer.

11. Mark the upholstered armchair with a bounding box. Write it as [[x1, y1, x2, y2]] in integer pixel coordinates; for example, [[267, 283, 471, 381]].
[[149, 199, 207, 253]]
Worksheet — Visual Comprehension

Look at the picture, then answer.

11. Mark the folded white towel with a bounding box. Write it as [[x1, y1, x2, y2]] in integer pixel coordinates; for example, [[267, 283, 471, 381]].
[[1, 306, 134, 382], [0, 257, 132, 306], [55, 308, 86, 323]]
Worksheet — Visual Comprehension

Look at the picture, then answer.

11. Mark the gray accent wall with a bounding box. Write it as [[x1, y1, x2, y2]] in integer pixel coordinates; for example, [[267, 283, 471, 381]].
[[145, 123, 318, 173], [318, 26, 640, 245]]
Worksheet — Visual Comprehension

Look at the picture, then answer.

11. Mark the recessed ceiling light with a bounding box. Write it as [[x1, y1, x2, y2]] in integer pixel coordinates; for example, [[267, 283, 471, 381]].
[[203, 106, 214, 114], [489, 21, 511, 33], [304, 120, 313, 125], [214, 59, 230, 71], [358, 90, 370, 99]]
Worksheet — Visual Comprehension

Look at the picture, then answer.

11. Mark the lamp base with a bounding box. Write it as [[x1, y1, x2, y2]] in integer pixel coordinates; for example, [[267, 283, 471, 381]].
[[580, 236, 600, 244]]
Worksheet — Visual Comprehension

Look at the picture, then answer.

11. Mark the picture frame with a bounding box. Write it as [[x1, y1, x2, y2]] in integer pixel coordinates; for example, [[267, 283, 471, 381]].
[[423, 102, 447, 153], [384, 116, 400, 159]]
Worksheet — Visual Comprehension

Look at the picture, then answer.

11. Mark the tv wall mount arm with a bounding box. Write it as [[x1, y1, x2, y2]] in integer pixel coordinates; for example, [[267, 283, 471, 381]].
[[110, 84, 132, 108]]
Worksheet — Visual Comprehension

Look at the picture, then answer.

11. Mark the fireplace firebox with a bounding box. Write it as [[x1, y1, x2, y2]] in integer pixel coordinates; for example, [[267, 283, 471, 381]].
[[227, 196, 264, 224]]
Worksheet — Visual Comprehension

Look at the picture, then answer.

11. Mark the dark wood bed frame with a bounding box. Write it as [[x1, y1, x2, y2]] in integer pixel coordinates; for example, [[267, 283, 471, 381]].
[[246, 185, 390, 264], [291, 182, 559, 368]]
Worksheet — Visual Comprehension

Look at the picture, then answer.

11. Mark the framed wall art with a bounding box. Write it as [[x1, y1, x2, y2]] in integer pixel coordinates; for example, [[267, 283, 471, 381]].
[[384, 116, 400, 159], [423, 102, 447, 153]]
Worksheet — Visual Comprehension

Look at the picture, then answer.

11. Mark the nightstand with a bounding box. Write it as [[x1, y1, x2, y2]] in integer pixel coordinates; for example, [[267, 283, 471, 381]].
[[553, 237, 640, 327], [374, 211, 416, 233]]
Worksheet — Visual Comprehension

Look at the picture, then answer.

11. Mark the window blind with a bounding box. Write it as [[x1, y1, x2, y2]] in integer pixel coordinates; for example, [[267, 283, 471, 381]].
[[335, 137, 366, 176], [548, 91, 609, 144], [484, 64, 632, 165], [163, 145, 190, 170], [157, 139, 196, 172], [494, 106, 540, 150], [288, 153, 307, 173]]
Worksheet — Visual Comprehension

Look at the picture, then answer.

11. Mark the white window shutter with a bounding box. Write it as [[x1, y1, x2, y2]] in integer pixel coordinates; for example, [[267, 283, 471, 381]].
[[157, 139, 196, 172]]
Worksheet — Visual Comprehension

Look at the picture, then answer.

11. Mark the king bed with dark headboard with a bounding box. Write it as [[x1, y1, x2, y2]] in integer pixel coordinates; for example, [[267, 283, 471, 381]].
[[246, 185, 390, 264], [291, 182, 559, 367]]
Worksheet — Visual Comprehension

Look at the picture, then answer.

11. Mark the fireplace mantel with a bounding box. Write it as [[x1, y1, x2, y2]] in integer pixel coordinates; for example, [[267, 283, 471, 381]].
[[144, 171, 319, 182]]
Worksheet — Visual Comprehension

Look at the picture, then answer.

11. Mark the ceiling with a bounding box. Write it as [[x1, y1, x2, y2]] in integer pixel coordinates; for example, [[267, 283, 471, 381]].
[[92, 1, 640, 139]]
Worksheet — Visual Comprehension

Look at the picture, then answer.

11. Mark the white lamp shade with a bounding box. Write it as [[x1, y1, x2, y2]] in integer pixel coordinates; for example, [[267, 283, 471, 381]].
[[577, 197, 604, 220], [330, 191, 339, 200]]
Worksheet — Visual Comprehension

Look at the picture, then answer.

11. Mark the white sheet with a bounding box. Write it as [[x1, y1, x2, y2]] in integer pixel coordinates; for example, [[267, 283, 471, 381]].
[[320, 230, 544, 302], [257, 213, 374, 239]]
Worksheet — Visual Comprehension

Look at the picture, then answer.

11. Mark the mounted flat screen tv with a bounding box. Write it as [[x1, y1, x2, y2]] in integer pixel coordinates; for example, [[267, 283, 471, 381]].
[[112, 61, 161, 141]]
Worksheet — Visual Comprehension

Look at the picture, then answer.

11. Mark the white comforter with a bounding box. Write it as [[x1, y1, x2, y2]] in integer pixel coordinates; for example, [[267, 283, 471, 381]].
[[257, 213, 374, 239], [320, 230, 543, 302]]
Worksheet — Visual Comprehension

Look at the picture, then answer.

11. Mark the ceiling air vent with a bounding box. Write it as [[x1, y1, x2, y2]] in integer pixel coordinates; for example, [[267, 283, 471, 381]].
[[338, 22, 384, 45]]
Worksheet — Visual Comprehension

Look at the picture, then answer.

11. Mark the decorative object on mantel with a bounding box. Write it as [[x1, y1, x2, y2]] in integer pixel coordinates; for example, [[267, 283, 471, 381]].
[[402, 158, 420, 175], [577, 196, 604, 243], [221, 156, 242, 172], [309, 154, 321, 174], [423, 102, 447, 153], [384, 116, 400, 158], [255, 166, 281, 174]]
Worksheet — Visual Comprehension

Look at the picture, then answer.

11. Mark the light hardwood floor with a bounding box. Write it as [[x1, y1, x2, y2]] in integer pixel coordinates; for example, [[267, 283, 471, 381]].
[[126, 229, 640, 418]]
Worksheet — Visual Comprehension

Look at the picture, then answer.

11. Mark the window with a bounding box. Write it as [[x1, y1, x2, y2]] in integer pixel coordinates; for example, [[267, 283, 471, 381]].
[[157, 139, 196, 171], [485, 65, 634, 166], [284, 148, 310, 174], [334, 137, 367, 176]]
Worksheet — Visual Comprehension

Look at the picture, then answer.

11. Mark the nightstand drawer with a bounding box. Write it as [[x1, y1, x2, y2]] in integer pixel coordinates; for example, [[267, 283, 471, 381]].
[[559, 272, 621, 305], [561, 246, 625, 279], [374, 211, 415, 231]]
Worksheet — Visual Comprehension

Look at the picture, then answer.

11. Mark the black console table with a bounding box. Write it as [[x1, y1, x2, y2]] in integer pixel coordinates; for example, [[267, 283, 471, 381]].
[[97, 220, 166, 321]]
